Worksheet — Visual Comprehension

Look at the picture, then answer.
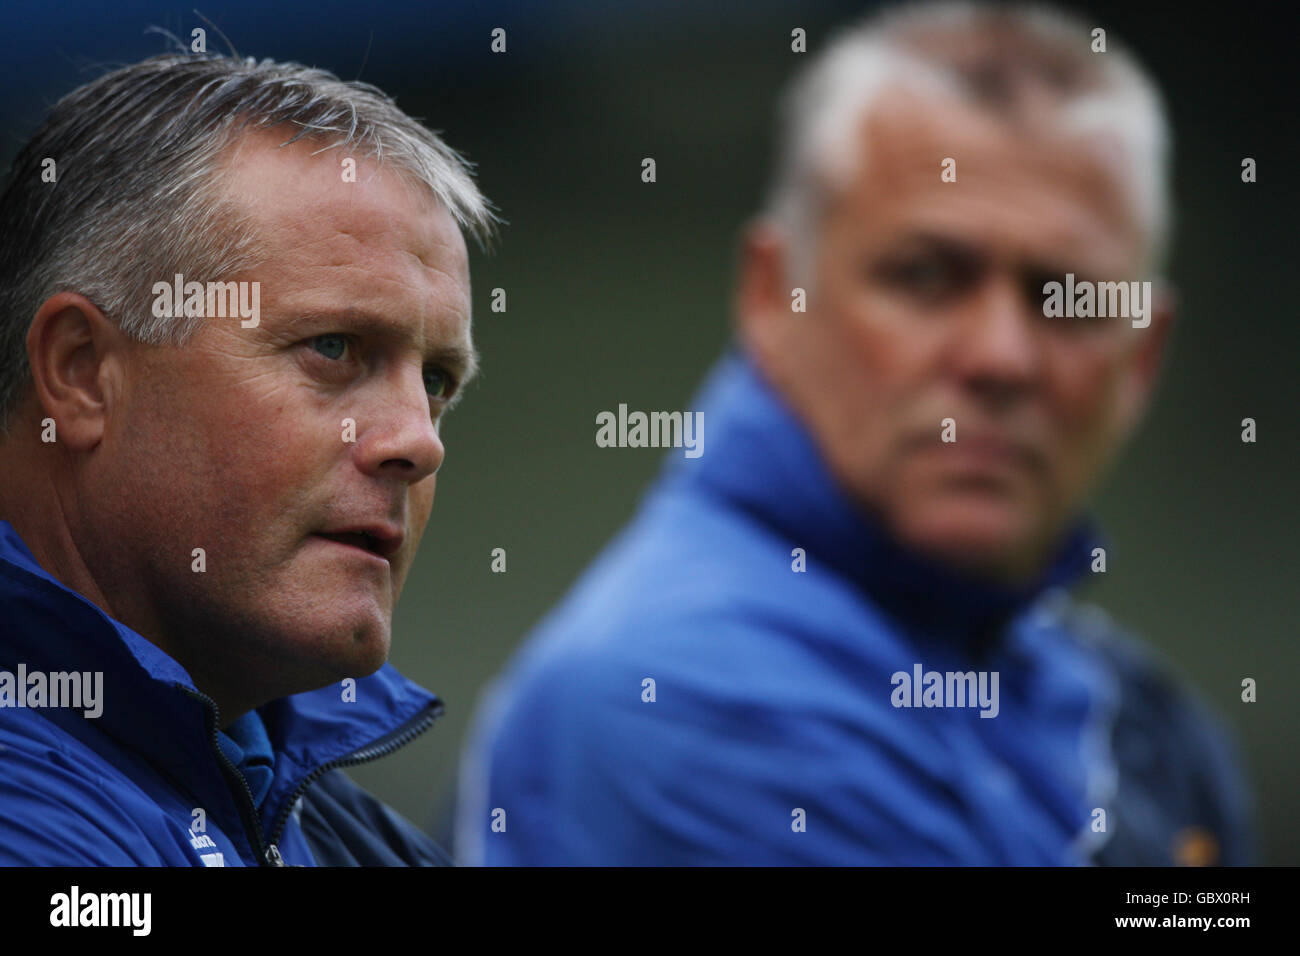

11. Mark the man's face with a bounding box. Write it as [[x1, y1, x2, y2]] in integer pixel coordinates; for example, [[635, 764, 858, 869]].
[[82, 130, 473, 709], [742, 89, 1168, 583]]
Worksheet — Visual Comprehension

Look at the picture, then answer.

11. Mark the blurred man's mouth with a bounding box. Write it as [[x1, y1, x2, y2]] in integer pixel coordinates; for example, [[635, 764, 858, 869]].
[[944, 434, 1038, 470], [905, 428, 1045, 477]]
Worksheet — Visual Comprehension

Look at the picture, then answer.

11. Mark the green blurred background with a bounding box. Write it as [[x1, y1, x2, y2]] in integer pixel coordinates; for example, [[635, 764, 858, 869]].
[[2, 0, 1294, 863]]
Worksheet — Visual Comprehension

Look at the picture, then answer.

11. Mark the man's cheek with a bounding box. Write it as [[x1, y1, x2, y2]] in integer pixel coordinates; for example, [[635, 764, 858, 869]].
[[1055, 361, 1124, 444]]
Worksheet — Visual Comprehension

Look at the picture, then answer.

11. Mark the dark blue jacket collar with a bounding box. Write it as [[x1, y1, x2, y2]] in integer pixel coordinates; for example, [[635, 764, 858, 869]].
[[667, 349, 1104, 641], [0, 519, 440, 841]]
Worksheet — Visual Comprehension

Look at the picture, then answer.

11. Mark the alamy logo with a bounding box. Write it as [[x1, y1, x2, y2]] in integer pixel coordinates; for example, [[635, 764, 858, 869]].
[[0, 664, 102, 718], [151, 273, 260, 327], [595, 404, 704, 458], [1042, 273, 1152, 328], [50, 886, 151, 936], [890, 663, 999, 718]]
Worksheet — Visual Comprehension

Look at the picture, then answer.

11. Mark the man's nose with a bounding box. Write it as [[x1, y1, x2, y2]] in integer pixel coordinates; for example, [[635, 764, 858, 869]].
[[354, 369, 446, 483], [946, 275, 1041, 403]]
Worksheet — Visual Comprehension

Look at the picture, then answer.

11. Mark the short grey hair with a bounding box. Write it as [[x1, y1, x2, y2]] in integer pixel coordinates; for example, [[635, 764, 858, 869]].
[[0, 52, 498, 434], [765, 1, 1172, 289]]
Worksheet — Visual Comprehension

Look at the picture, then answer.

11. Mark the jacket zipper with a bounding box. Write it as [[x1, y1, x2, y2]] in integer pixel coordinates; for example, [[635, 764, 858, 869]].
[[268, 700, 443, 848], [187, 688, 281, 867], [188, 689, 442, 866]]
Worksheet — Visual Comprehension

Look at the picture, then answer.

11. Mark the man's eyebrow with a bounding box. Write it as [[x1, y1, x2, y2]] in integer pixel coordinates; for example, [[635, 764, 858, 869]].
[[880, 231, 1115, 283], [874, 231, 987, 263], [285, 307, 479, 381]]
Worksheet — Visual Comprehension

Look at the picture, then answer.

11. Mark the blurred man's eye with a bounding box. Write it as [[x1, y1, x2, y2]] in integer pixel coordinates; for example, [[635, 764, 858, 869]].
[[875, 251, 979, 304], [1024, 271, 1113, 335], [894, 260, 951, 295], [310, 333, 349, 360]]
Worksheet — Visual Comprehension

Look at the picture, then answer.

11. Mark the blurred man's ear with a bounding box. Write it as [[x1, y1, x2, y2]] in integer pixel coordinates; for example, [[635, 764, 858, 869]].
[[25, 292, 126, 452], [1115, 281, 1177, 444], [733, 219, 791, 359]]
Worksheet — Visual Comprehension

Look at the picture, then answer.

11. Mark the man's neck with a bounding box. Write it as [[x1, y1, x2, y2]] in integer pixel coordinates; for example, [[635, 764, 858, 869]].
[[1, 449, 245, 722], [0, 456, 120, 621]]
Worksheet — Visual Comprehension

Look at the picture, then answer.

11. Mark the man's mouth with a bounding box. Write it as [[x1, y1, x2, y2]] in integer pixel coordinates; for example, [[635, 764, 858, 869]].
[[313, 525, 404, 562], [947, 436, 1036, 467], [907, 428, 1044, 472]]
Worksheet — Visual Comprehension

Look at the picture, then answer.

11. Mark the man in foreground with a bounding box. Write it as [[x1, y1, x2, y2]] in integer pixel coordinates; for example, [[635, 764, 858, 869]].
[[458, 2, 1253, 865], [0, 53, 494, 865]]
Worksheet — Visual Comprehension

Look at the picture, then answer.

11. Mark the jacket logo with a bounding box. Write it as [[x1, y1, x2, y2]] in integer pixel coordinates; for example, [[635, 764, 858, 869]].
[[188, 828, 225, 867]]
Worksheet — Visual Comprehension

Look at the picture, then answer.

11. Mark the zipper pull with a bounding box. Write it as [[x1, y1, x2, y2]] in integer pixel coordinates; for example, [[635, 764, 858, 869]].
[[265, 844, 287, 867]]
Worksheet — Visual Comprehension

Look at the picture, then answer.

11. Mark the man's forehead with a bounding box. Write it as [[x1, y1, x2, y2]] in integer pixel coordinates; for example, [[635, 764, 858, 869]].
[[219, 129, 470, 283], [215, 129, 472, 337], [834, 88, 1146, 269]]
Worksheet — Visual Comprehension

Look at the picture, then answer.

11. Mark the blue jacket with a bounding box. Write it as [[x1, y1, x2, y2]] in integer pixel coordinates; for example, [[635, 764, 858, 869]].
[[0, 520, 449, 866], [457, 352, 1254, 865]]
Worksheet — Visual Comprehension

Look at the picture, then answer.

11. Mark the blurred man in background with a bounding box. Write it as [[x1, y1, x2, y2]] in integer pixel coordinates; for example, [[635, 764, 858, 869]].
[[458, 1, 1253, 865]]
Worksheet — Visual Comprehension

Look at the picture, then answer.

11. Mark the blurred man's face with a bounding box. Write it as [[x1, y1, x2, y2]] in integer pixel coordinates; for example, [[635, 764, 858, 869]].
[[741, 89, 1169, 583], [80, 130, 473, 712]]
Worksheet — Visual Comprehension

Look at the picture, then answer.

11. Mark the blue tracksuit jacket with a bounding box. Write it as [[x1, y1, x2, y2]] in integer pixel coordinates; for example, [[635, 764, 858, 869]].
[[457, 351, 1254, 865], [0, 521, 449, 866]]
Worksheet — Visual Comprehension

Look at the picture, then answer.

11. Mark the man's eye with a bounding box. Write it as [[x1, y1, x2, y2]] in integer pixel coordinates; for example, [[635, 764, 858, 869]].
[[310, 334, 349, 360], [898, 261, 948, 292], [878, 257, 951, 299], [878, 258, 965, 302], [873, 242, 989, 305], [424, 367, 453, 400]]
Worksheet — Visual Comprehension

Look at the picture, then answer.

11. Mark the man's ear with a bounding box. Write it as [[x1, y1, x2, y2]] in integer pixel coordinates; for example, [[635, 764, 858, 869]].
[[1116, 281, 1177, 442], [732, 219, 791, 354], [25, 292, 127, 452]]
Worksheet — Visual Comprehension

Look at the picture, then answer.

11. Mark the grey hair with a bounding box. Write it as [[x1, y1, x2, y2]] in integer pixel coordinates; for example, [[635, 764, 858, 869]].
[[0, 52, 498, 434], [765, 1, 1172, 290]]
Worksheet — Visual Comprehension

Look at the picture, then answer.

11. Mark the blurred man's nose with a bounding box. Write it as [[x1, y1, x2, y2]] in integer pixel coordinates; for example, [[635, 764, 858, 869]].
[[356, 367, 446, 483], [946, 274, 1042, 406]]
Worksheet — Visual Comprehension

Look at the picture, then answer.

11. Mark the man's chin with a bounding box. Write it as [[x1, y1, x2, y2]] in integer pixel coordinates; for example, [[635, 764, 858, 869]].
[[275, 610, 393, 685], [892, 496, 1045, 585], [335, 618, 392, 676]]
